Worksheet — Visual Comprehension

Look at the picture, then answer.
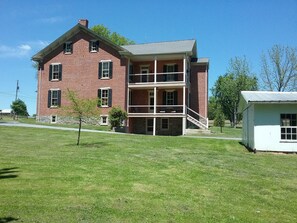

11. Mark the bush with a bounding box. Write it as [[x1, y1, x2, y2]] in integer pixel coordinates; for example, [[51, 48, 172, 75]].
[[108, 106, 127, 129]]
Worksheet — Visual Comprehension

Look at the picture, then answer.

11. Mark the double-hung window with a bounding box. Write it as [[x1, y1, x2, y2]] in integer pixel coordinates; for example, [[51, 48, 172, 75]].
[[281, 114, 297, 140], [98, 88, 112, 107], [99, 61, 113, 79], [161, 118, 169, 130], [89, 40, 99, 52], [48, 89, 61, 108], [164, 90, 177, 105], [64, 42, 73, 54], [49, 64, 62, 81], [163, 64, 178, 81]]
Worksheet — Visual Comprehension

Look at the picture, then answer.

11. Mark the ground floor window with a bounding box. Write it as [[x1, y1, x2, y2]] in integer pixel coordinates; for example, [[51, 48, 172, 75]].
[[280, 114, 297, 140], [51, 115, 57, 123], [161, 118, 169, 130], [101, 115, 108, 125]]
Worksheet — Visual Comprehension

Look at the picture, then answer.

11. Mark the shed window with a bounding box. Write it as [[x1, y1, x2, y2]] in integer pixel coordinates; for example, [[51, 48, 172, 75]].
[[280, 114, 297, 140]]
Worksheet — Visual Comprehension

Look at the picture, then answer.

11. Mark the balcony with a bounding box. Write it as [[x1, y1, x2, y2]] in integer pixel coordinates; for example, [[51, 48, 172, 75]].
[[128, 72, 185, 87], [128, 105, 184, 117]]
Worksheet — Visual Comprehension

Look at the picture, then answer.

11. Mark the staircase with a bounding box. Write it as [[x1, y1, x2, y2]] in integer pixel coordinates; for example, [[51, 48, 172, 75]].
[[186, 107, 208, 130]]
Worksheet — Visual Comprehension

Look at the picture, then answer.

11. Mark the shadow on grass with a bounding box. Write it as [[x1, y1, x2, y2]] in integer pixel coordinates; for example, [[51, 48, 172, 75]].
[[0, 217, 18, 223], [0, 167, 19, 180], [66, 141, 109, 148]]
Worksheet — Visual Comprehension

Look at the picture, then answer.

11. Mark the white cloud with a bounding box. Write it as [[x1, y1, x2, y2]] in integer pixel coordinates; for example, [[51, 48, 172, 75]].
[[0, 41, 49, 58], [39, 16, 66, 24]]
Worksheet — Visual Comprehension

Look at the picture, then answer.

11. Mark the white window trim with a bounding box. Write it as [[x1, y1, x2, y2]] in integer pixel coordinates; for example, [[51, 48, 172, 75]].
[[50, 88, 60, 108], [90, 40, 99, 53], [100, 60, 112, 79], [51, 63, 61, 81], [100, 115, 108, 125], [51, 115, 57, 123], [99, 87, 110, 108], [64, 41, 72, 54], [161, 118, 169, 130]]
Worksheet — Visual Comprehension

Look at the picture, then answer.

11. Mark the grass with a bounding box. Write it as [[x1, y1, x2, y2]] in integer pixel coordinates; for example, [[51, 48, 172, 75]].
[[1, 126, 297, 222]]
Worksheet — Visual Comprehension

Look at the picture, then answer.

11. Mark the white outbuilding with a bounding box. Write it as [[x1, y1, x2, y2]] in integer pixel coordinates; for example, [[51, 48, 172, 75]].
[[239, 91, 297, 152]]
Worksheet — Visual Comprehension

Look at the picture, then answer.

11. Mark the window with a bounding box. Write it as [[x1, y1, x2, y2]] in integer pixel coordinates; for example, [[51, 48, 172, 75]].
[[98, 88, 112, 107], [51, 115, 57, 123], [99, 61, 113, 79], [163, 90, 177, 105], [161, 118, 169, 130], [281, 114, 297, 140], [64, 42, 73, 54], [163, 64, 178, 81], [89, 40, 99, 52], [49, 64, 62, 81], [48, 90, 61, 108], [100, 116, 108, 125]]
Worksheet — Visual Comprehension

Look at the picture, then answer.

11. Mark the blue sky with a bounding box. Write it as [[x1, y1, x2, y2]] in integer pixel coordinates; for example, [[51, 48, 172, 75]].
[[0, 0, 296, 115]]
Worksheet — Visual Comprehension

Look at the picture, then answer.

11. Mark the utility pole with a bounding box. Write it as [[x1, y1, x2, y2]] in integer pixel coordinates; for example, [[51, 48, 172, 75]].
[[15, 80, 19, 101]]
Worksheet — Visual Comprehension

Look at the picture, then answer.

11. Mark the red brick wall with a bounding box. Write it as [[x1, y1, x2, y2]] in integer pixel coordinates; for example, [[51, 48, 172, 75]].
[[190, 64, 208, 117], [37, 31, 127, 117]]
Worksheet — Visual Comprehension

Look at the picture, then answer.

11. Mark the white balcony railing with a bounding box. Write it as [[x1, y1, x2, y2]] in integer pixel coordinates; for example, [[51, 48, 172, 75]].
[[129, 72, 184, 84], [128, 105, 184, 114]]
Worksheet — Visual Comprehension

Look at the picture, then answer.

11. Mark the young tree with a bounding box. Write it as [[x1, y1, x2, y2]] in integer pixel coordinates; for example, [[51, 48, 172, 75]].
[[214, 109, 225, 133], [91, 24, 135, 46], [212, 57, 258, 127], [62, 89, 100, 145], [108, 106, 127, 130], [260, 45, 297, 92], [11, 99, 29, 118]]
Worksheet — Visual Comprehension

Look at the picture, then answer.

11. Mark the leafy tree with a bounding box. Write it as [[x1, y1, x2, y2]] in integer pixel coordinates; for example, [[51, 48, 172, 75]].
[[212, 57, 258, 127], [108, 106, 127, 130], [208, 96, 217, 120], [11, 99, 29, 118], [214, 109, 225, 133], [62, 89, 100, 145], [91, 24, 135, 46], [260, 45, 297, 92]]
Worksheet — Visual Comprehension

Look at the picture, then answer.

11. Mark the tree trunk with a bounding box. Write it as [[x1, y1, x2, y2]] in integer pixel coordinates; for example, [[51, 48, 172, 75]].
[[77, 118, 82, 145], [233, 108, 237, 128]]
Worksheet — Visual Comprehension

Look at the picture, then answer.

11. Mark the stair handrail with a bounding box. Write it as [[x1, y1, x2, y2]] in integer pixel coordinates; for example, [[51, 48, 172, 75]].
[[187, 107, 209, 129]]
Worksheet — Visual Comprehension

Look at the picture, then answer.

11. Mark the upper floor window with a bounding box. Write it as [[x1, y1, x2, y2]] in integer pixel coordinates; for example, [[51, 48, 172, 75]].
[[164, 90, 178, 105], [89, 40, 99, 52], [98, 88, 112, 107], [49, 64, 62, 81], [48, 89, 61, 108], [163, 64, 178, 81], [281, 114, 297, 140], [64, 42, 73, 54], [98, 61, 113, 79]]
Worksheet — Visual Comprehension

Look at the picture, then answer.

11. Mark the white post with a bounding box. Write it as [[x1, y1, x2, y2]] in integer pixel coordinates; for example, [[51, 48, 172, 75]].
[[127, 58, 130, 114], [183, 55, 186, 83], [154, 57, 157, 83], [153, 117, 156, 136], [183, 55, 187, 135], [154, 87, 157, 114]]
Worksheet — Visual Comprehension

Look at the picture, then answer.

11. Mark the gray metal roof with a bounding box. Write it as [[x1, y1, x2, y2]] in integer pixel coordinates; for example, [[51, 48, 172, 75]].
[[122, 40, 196, 56], [241, 91, 297, 103]]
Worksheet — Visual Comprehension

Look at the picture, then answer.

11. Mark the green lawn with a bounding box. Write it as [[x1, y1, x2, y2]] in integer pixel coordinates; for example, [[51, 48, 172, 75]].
[[1, 126, 297, 222]]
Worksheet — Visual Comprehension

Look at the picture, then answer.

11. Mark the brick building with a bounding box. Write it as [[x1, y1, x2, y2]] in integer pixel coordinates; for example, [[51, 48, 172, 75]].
[[32, 19, 209, 135]]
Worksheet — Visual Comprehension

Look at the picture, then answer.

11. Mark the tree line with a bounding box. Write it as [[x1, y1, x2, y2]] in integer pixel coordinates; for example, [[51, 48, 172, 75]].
[[210, 45, 297, 128]]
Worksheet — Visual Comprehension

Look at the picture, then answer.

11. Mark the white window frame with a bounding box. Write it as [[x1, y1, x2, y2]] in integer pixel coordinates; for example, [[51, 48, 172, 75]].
[[281, 114, 297, 141], [165, 64, 176, 81], [100, 60, 111, 79], [51, 115, 57, 123], [100, 88, 110, 107], [64, 41, 72, 54], [50, 90, 59, 107], [166, 90, 175, 105], [100, 115, 108, 125], [161, 118, 169, 130], [51, 63, 61, 81], [90, 40, 99, 52]]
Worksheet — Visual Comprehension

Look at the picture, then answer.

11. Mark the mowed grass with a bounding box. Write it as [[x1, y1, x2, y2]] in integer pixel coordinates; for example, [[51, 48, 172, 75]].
[[0, 126, 297, 222]]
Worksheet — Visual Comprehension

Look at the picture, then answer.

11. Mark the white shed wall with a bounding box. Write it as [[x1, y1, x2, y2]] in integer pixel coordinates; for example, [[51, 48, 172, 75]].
[[253, 104, 297, 152], [242, 104, 254, 149]]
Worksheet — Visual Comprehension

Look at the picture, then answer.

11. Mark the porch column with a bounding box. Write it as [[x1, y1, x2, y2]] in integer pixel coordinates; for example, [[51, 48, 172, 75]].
[[154, 87, 157, 114], [183, 55, 187, 135], [183, 55, 186, 82], [127, 58, 130, 115], [153, 117, 156, 136], [182, 117, 187, 135], [154, 57, 157, 83]]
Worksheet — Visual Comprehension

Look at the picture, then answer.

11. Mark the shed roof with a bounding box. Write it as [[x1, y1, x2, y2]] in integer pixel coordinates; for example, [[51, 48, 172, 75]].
[[122, 40, 196, 56], [241, 91, 297, 103]]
